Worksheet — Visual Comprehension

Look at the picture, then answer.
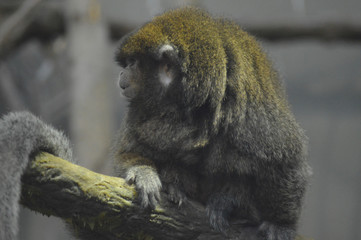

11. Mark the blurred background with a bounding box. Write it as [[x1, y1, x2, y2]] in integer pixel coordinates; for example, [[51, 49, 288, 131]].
[[0, 0, 360, 239]]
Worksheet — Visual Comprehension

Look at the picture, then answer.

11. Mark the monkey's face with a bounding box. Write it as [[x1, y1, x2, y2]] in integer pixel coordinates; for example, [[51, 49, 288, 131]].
[[116, 44, 183, 105], [117, 57, 139, 99]]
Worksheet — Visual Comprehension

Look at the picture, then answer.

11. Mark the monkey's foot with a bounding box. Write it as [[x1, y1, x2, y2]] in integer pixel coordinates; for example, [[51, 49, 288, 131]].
[[257, 221, 296, 240], [125, 165, 162, 208], [164, 183, 187, 206], [206, 207, 230, 233], [206, 193, 236, 233]]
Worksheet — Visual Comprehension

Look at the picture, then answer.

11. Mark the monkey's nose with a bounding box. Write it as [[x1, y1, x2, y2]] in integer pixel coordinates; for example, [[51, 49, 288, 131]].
[[118, 72, 130, 90], [119, 79, 130, 90]]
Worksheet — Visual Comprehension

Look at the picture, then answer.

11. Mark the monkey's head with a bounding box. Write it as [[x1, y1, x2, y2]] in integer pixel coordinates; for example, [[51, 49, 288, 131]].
[[115, 7, 228, 112]]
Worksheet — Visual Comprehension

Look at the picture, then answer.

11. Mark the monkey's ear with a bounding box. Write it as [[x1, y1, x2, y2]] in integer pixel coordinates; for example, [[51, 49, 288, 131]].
[[159, 63, 173, 87], [159, 44, 175, 54], [156, 44, 179, 63], [157, 44, 179, 87]]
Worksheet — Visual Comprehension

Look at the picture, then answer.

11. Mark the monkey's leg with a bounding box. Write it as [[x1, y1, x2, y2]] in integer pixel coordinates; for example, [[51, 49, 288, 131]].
[[206, 181, 258, 234], [206, 192, 235, 233], [257, 221, 296, 240]]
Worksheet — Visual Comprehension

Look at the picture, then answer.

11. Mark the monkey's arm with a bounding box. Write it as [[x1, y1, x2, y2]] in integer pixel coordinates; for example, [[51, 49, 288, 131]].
[[115, 152, 155, 169]]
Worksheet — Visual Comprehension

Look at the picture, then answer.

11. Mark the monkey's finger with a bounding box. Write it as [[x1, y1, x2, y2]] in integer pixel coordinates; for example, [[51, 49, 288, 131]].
[[148, 193, 159, 209], [178, 198, 183, 207], [154, 189, 161, 202], [140, 190, 150, 208]]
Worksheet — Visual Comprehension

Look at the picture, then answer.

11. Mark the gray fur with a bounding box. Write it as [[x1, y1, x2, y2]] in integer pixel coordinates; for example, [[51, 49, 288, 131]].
[[0, 111, 73, 240]]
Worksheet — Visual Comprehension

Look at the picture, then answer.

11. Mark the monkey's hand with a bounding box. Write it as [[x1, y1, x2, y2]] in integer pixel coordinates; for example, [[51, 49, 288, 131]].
[[164, 183, 187, 207], [125, 165, 162, 208]]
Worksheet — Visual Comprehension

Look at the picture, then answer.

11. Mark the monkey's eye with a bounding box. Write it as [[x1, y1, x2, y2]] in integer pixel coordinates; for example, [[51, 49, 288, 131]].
[[126, 57, 137, 67]]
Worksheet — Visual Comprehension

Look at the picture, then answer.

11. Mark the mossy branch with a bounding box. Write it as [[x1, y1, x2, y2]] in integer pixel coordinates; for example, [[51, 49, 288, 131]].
[[20, 152, 213, 239], [20, 152, 312, 240]]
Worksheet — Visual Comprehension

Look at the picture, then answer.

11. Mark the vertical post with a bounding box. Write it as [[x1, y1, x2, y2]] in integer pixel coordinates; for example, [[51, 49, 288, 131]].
[[66, 0, 113, 170]]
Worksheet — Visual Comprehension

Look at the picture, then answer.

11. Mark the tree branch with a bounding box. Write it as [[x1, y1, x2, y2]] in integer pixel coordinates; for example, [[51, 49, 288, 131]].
[[20, 152, 312, 239], [0, 0, 44, 57], [247, 23, 361, 42], [20, 152, 214, 239], [1, 7, 361, 59]]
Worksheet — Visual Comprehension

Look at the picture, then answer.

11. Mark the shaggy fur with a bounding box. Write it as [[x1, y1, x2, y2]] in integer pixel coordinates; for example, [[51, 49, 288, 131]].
[[114, 7, 311, 239], [0, 112, 72, 240]]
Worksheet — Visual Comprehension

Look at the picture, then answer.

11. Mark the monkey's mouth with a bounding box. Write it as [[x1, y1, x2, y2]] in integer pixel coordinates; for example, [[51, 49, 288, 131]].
[[118, 80, 134, 98], [120, 86, 137, 99]]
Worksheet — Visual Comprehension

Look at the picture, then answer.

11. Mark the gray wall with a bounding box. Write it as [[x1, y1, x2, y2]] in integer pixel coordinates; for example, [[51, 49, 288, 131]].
[[266, 42, 361, 240]]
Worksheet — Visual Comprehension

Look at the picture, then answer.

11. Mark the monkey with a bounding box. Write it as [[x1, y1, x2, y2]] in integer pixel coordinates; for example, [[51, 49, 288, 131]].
[[113, 7, 311, 240], [0, 7, 311, 240]]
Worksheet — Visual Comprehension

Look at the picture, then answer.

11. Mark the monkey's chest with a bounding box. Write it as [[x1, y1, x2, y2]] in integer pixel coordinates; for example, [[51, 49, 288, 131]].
[[133, 118, 208, 155]]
